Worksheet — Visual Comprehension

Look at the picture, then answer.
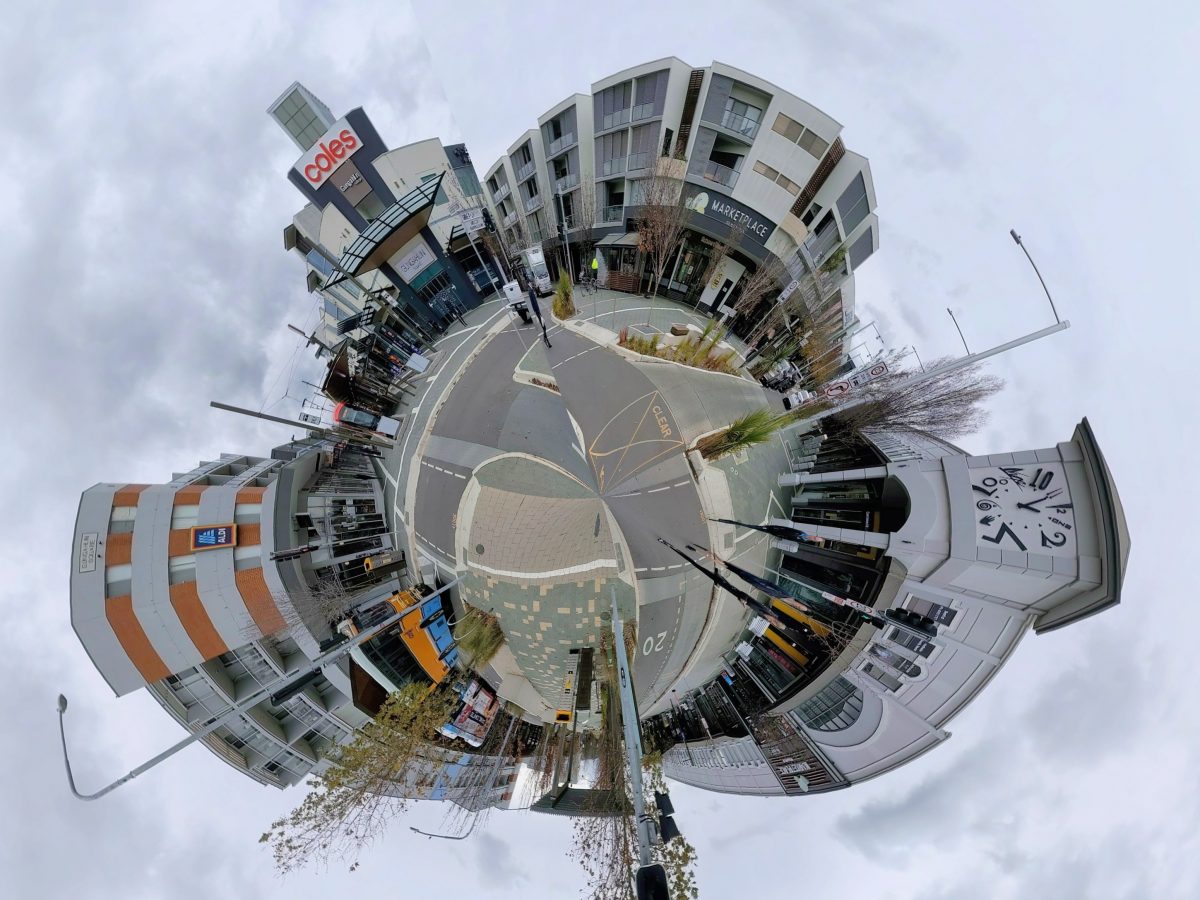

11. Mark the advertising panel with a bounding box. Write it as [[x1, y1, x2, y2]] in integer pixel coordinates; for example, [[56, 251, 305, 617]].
[[190, 524, 238, 552], [292, 117, 364, 188], [396, 242, 436, 282], [447, 678, 500, 745], [681, 183, 777, 246]]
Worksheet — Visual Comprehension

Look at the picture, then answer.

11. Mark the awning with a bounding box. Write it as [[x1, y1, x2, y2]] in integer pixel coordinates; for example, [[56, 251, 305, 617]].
[[324, 172, 444, 287], [597, 231, 640, 248]]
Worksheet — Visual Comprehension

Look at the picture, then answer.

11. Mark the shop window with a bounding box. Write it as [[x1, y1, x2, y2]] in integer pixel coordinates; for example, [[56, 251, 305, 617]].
[[354, 192, 386, 222], [794, 676, 863, 732]]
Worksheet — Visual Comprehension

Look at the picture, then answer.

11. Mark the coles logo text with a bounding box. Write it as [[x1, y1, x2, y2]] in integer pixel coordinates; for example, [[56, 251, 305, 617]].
[[294, 120, 362, 187]]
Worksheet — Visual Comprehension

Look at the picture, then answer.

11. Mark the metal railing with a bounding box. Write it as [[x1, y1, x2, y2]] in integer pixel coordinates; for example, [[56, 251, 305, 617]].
[[626, 151, 651, 172], [600, 156, 627, 177], [721, 110, 760, 139], [703, 160, 740, 188], [503, 210, 518, 227], [555, 171, 580, 192], [599, 204, 623, 223], [601, 108, 630, 130], [523, 193, 543, 213], [631, 102, 655, 122], [490, 182, 510, 202], [515, 159, 535, 182], [548, 132, 575, 155]]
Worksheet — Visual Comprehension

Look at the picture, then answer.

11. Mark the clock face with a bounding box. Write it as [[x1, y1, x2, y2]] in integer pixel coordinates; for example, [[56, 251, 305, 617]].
[[970, 464, 1077, 557]]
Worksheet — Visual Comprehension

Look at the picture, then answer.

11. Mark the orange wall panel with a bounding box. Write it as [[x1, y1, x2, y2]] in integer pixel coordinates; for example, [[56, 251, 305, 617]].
[[169, 582, 228, 661], [236, 486, 267, 503], [112, 484, 149, 507], [106, 595, 171, 683], [167, 529, 193, 557], [105, 532, 133, 567], [235, 567, 286, 636], [173, 485, 207, 506], [237, 523, 262, 547]]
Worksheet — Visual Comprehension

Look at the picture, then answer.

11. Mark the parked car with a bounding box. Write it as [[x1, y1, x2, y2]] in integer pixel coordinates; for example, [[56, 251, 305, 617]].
[[332, 402, 401, 438]]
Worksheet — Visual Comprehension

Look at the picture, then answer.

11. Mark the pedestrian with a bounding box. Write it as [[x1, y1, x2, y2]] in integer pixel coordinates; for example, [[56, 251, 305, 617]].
[[527, 284, 552, 348]]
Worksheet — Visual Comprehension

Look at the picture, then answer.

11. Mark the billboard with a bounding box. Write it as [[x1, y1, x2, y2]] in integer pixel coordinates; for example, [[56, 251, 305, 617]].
[[190, 524, 238, 551], [292, 117, 364, 188], [443, 678, 500, 746]]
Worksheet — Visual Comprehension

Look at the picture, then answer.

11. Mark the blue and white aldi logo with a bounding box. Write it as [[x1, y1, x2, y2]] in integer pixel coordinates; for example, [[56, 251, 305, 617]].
[[190, 524, 238, 552]]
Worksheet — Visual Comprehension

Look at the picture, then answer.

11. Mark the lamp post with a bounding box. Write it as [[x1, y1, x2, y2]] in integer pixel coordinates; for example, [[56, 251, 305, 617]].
[[946, 308, 971, 354], [1010, 229, 1061, 324], [408, 714, 519, 841], [57, 578, 459, 801]]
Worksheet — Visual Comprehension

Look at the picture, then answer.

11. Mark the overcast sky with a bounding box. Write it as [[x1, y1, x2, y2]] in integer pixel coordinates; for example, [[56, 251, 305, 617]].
[[2, 1, 1197, 897]]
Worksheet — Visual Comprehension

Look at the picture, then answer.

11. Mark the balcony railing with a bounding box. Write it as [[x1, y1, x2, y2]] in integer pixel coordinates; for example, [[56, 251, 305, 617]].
[[528, 226, 547, 244], [548, 132, 576, 156], [600, 156, 627, 177], [703, 160, 740, 188], [524, 194, 543, 213], [503, 210, 518, 227], [599, 204, 623, 223], [626, 151, 651, 173], [601, 108, 631, 130], [555, 171, 580, 193], [631, 102, 655, 122], [721, 110, 760, 139], [491, 182, 510, 203], [515, 159, 536, 182]]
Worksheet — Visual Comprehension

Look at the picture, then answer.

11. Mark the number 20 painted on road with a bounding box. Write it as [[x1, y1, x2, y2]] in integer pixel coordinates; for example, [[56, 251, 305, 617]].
[[642, 632, 668, 655]]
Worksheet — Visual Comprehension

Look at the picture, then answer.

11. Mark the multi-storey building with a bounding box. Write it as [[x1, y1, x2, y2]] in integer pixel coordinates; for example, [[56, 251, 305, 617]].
[[656, 418, 1130, 796], [68, 436, 526, 797], [270, 82, 500, 354], [482, 58, 879, 351]]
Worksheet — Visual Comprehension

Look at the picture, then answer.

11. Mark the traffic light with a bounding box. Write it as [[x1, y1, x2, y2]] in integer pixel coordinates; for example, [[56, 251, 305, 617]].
[[482, 208, 496, 232], [636, 864, 670, 900], [859, 611, 887, 629], [884, 608, 937, 636]]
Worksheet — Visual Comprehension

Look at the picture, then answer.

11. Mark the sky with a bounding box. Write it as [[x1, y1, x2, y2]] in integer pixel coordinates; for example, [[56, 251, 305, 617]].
[[1, 1, 1198, 897]]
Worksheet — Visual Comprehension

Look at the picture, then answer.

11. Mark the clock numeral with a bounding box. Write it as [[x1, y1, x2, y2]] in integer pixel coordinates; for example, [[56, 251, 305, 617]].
[[1029, 468, 1054, 491], [981, 522, 1027, 552], [1000, 466, 1027, 487], [1040, 530, 1067, 548], [973, 484, 998, 497]]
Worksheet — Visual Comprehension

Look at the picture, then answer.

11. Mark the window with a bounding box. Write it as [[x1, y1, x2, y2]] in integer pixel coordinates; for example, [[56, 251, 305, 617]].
[[801, 203, 822, 227], [354, 192, 386, 222], [773, 113, 829, 159], [889, 628, 936, 659], [776, 173, 800, 195], [753, 160, 780, 181], [861, 662, 903, 692], [772, 113, 804, 143], [869, 645, 922, 678], [837, 173, 871, 235], [848, 229, 874, 269], [794, 676, 864, 732]]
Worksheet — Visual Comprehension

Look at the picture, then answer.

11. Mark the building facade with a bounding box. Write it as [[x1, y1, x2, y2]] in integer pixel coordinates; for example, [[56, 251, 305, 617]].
[[660, 419, 1129, 796], [69, 436, 522, 793], [271, 82, 501, 354], [482, 59, 878, 352]]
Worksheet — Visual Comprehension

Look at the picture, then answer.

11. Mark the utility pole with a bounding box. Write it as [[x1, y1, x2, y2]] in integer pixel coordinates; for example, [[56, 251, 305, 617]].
[[58, 578, 460, 801], [556, 182, 576, 285]]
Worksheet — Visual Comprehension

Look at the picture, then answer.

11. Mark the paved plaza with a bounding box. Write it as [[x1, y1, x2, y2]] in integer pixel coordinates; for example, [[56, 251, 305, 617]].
[[379, 290, 792, 722]]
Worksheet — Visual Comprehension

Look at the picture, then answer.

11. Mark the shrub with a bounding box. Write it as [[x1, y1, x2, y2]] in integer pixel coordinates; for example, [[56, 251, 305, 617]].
[[552, 269, 576, 319]]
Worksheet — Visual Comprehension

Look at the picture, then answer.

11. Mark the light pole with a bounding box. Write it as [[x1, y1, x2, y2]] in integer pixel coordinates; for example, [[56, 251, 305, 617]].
[[57, 578, 459, 801], [408, 713, 519, 841], [556, 183, 576, 286], [1010, 229, 1061, 324], [946, 308, 970, 354]]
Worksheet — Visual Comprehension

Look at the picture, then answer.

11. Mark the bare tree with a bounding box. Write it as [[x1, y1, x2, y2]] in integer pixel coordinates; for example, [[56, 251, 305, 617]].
[[633, 159, 690, 321], [731, 252, 789, 320], [745, 243, 849, 352], [260, 682, 459, 874], [574, 182, 599, 272], [810, 357, 1005, 440]]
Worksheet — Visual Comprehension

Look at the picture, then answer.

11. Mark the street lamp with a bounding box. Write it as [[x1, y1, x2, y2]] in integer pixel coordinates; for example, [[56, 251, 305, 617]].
[[946, 308, 970, 354], [1010, 229, 1061, 324]]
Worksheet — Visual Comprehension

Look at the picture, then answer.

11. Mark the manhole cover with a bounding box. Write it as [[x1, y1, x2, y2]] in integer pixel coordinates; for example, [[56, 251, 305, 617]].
[[475, 543, 485, 555]]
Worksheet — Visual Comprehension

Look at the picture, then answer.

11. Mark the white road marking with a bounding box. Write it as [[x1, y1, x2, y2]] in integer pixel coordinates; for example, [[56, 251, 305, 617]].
[[551, 345, 598, 369], [646, 486, 671, 494], [465, 558, 618, 579]]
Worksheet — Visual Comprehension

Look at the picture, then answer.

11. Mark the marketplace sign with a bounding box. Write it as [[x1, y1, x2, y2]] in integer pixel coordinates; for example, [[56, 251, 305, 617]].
[[681, 183, 777, 246], [292, 117, 363, 188]]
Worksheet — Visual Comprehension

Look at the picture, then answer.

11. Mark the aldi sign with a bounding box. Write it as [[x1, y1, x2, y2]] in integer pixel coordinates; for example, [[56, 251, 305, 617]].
[[190, 524, 238, 552]]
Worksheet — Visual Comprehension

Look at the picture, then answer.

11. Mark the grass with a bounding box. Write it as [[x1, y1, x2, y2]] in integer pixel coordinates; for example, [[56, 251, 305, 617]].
[[617, 322, 740, 375], [452, 606, 505, 668], [551, 268, 576, 319]]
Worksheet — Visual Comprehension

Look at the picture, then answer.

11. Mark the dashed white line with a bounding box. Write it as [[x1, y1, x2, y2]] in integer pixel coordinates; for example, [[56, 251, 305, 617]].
[[421, 459, 468, 480], [551, 345, 598, 369], [646, 486, 671, 494]]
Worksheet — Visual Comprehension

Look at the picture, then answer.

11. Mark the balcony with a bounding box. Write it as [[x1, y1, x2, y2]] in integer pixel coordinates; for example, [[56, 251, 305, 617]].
[[554, 171, 580, 193], [599, 204, 623, 224], [703, 160, 740, 188], [599, 156, 627, 178], [528, 226, 547, 244], [601, 108, 631, 131], [515, 159, 536, 182], [720, 110, 760, 140], [631, 102, 656, 122], [626, 151, 652, 173], [491, 182, 510, 203], [548, 131, 576, 156], [524, 194, 543, 214], [503, 210, 518, 228]]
